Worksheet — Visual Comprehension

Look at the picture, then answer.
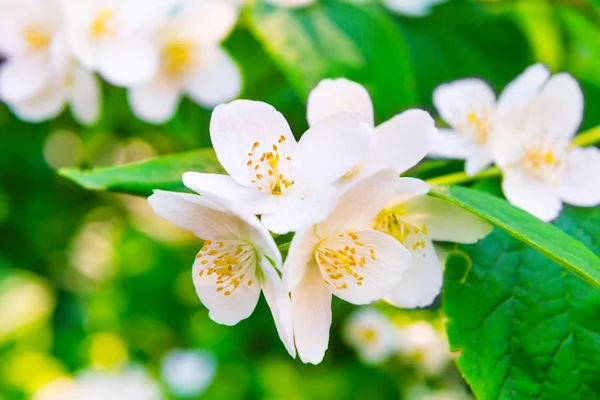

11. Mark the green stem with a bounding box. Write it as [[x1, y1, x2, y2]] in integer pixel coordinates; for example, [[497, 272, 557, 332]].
[[426, 126, 600, 186], [278, 242, 290, 252]]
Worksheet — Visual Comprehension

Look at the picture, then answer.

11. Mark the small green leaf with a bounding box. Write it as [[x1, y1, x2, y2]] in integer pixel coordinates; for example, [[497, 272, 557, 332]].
[[249, 0, 418, 120], [58, 149, 223, 197], [444, 206, 600, 398], [429, 185, 600, 289]]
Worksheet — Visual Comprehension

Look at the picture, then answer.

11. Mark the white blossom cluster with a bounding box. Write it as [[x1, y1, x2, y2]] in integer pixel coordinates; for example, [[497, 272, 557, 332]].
[[430, 64, 600, 221], [148, 77, 494, 364], [0, 0, 242, 125]]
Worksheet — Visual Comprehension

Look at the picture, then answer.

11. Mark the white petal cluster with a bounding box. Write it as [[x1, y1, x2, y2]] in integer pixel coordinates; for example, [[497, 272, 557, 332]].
[[0, 0, 242, 124], [431, 64, 600, 221], [148, 77, 492, 363]]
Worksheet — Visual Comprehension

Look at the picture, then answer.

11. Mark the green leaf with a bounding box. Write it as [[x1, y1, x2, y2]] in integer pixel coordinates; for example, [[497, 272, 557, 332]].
[[249, 0, 418, 121], [58, 149, 223, 197], [429, 185, 600, 289], [444, 205, 600, 399]]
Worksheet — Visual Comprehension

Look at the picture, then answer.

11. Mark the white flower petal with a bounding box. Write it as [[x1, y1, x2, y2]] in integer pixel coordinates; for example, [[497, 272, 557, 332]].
[[148, 190, 247, 238], [317, 229, 410, 305], [182, 172, 277, 215], [403, 195, 492, 243], [175, 0, 238, 44], [290, 112, 371, 185], [260, 186, 339, 234], [306, 78, 374, 127], [432, 78, 496, 129], [69, 67, 101, 125], [186, 47, 242, 108], [384, 236, 442, 308], [128, 81, 181, 124], [317, 169, 401, 237], [428, 128, 473, 159], [497, 63, 550, 117], [291, 262, 332, 364], [192, 256, 261, 325], [502, 168, 562, 222], [0, 57, 51, 103], [210, 100, 296, 186], [465, 147, 494, 176], [282, 227, 320, 292], [387, 177, 430, 205], [383, 0, 435, 16], [361, 109, 437, 176], [98, 36, 159, 87], [523, 73, 583, 142], [11, 82, 66, 122], [260, 257, 296, 358], [558, 147, 600, 207]]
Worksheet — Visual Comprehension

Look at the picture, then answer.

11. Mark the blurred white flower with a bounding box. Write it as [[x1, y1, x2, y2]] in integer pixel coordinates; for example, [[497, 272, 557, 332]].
[[8, 36, 101, 124], [148, 190, 295, 357], [128, 0, 241, 123], [160, 349, 217, 398], [493, 72, 600, 221], [343, 308, 396, 365], [307, 78, 437, 183], [264, 0, 315, 9], [372, 180, 491, 308], [432, 64, 551, 176], [76, 366, 163, 400], [284, 170, 411, 364], [182, 100, 371, 234], [382, 0, 445, 17], [33, 378, 78, 400], [59, 0, 176, 87], [396, 321, 452, 376], [0, 0, 61, 103]]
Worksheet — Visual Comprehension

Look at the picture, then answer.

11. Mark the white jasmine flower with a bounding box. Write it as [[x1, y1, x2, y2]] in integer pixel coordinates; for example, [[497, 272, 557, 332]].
[[59, 0, 176, 87], [372, 181, 491, 308], [148, 190, 295, 357], [128, 0, 241, 123], [264, 0, 316, 9], [432, 64, 551, 175], [396, 321, 451, 376], [306, 78, 437, 182], [382, 0, 445, 17], [0, 0, 61, 103], [493, 72, 600, 221], [284, 170, 412, 364], [182, 100, 372, 234], [342, 307, 396, 365], [161, 349, 216, 398], [7, 36, 101, 125], [76, 366, 163, 400]]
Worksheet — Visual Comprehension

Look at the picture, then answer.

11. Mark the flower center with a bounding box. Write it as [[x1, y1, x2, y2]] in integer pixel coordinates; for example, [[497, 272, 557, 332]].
[[23, 26, 52, 51], [372, 210, 427, 250], [457, 110, 491, 145], [90, 9, 115, 40], [315, 231, 377, 290], [196, 239, 256, 296], [161, 40, 195, 79], [359, 327, 378, 345], [518, 135, 565, 184], [247, 136, 294, 195]]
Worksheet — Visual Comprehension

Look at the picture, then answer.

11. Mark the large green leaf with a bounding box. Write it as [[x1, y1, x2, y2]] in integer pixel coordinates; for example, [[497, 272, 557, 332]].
[[429, 185, 600, 290], [444, 205, 600, 399], [249, 0, 417, 121], [58, 149, 223, 197]]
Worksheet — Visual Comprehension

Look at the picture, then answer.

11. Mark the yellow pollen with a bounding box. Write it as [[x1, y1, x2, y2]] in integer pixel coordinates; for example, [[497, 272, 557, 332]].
[[23, 27, 51, 51], [90, 9, 115, 39], [162, 40, 194, 78]]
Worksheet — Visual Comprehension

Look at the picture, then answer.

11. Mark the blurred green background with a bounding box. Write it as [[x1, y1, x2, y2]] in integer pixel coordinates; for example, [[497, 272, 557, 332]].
[[2, 0, 600, 398]]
